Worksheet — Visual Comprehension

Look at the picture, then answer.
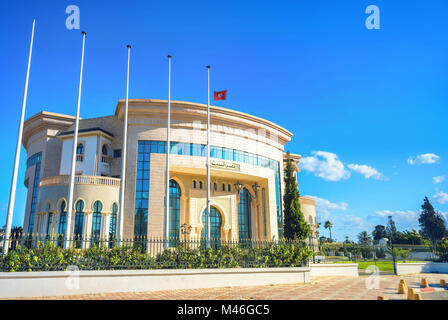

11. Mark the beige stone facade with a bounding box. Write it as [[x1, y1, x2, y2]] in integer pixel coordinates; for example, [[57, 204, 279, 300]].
[[21, 99, 317, 245]]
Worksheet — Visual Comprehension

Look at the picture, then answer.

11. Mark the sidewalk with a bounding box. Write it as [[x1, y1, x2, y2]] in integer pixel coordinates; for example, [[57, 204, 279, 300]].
[[15, 273, 448, 300]]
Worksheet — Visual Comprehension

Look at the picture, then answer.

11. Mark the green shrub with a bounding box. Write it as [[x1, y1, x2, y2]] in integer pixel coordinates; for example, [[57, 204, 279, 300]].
[[0, 241, 311, 272], [436, 239, 448, 262]]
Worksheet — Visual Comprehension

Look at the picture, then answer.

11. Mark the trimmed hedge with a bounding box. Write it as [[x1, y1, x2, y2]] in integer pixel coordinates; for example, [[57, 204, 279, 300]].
[[0, 241, 312, 272]]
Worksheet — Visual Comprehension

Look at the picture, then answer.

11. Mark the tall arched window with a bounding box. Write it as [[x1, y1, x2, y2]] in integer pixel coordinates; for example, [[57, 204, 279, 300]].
[[109, 203, 118, 248], [58, 201, 67, 247], [91, 201, 102, 246], [199, 181, 203, 189], [74, 200, 84, 248], [76, 143, 84, 162], [238, 188, 252, 241], [168, 179, 181, 246], [46, 203, 53, 236], [201, 206, 222, 248]]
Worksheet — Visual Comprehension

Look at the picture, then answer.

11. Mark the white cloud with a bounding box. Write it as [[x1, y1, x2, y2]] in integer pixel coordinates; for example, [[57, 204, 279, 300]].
[[433, 191, 448, 204], [305, 195, 348, 223], [432, 176, 445, 184], [374, 210, 419, 230], [300, 151, 350, 181], [407, 153, 440, 165], [347, 164, 384, 180]]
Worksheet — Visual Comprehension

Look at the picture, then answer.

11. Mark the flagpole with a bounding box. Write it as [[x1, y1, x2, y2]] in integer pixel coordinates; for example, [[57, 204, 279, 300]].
[[206, 65, 211, 249], [3, 19, 35, 255], [118, 45, 131, 245], [164, 55, 172, 249], [65, 31, 86, 249]]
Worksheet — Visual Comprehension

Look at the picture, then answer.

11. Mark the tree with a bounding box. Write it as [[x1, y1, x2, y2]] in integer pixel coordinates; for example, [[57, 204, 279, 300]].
[[386, 216, 397, 243], [372, 225, 387, 241], [283, 152, 310, 241], [419, 197, 447, 251], [319, 236, 333, 244], [324, 220, 333, 241], [358, 231, 372, 245], [394, 229, 426, 245]]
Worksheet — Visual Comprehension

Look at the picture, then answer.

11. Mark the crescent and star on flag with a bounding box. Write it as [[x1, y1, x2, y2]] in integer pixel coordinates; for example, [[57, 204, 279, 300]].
[[214, 90, 227, 101]]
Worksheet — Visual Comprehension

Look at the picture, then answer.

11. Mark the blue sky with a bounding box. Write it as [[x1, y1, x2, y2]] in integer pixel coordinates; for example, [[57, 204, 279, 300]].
[[0, 0, 447, 241]]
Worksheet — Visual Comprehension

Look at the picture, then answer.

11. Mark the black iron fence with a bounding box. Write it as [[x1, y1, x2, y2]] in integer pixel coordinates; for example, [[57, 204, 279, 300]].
[[0, 233, 312, 272]]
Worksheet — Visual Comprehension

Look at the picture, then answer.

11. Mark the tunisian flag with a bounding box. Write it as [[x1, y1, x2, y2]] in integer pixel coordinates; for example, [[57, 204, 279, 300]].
[[214, 90, 227, 101]]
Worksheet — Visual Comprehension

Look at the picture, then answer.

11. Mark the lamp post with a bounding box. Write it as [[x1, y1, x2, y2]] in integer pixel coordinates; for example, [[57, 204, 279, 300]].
[[180, 223, 192, 244], [252, 183, 260, 198], [234, 181, 243, 194]]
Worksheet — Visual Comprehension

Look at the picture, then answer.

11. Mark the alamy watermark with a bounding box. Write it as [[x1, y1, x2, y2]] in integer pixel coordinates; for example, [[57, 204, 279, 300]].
[[365, 5, 380, 30], [66, 5, 80, 30]]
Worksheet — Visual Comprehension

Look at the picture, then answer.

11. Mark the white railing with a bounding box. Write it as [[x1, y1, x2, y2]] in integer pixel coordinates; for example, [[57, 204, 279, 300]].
[[39, 175, 121, 188]]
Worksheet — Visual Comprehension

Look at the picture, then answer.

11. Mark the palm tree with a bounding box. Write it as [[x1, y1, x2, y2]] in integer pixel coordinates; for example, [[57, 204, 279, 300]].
[[324, 220, 333, 241]]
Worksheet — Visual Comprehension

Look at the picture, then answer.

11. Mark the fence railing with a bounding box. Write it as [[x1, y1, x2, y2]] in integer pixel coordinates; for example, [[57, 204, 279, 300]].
[[0, 234, 311, 272]]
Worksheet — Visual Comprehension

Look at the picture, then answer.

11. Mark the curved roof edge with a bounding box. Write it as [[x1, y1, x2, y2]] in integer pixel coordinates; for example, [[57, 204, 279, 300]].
[[115, 99, 294, 140]]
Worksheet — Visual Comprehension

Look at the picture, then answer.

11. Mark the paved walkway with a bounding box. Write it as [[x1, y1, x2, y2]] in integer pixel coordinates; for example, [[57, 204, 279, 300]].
[[18, 273, 448, 300]]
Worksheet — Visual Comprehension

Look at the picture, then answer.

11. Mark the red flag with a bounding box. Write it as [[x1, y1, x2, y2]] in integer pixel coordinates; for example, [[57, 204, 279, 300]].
[[214, 90, 227, 101]]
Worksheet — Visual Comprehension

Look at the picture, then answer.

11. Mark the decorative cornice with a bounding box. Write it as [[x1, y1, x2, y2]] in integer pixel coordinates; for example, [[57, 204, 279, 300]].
[[22, 111, 76, 149], [115, 99, 293, 145]]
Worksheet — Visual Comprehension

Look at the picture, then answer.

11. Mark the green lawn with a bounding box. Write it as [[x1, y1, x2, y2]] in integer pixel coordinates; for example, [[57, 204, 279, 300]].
[[319, 259, 422, 272]]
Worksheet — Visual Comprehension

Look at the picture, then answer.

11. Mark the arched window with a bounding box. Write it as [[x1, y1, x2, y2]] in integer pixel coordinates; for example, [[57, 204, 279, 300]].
[[201, 206, 222, 242], [57, 201, 67, 247], [228, 184, 231, 192], [109, 203, 118, 248], [46, 203, 53, 236], [74, 200, 84, 248], [199, 181, 203, 189], [102, 144, 109, 155], [76, 143, 84, 162], [238, 188, 252, 241], [168, 179, 181, 246], [192, 180, 197, 189], [222, 184, 226, 191], [101, 144, 111, 163], [213, 183, 217, 191], [91, 201, 102, 246]]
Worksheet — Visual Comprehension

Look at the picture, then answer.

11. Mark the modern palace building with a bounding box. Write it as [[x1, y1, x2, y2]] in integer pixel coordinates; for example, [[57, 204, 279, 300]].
[[21, 99, 318, 245]]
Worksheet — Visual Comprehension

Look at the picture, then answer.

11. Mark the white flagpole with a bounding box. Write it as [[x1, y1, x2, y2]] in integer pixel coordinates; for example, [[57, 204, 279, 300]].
[[65, 31, 86, 249], [206, 65, 211, 248], [164, 55, 172, 249], [118, 45, 131, 244], [3, 19, 35, 255]]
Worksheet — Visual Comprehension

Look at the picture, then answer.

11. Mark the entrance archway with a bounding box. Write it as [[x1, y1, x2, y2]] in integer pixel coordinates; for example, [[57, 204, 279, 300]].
[[201, 206, 222, 246]]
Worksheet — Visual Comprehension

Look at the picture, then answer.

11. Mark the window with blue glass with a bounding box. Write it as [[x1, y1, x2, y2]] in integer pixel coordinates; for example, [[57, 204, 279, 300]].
[[46, 212, 53, 235], [109, 203, 118, 248], [45, 203, 53, 235], [134, 141, 150, 237], [57, 201, 67, 247], [168, 179, 181, 246], [201, 206, 222, 247], [74, 200, 84, 248], [91, 201, 102, 246], [110, 203, 118, 237], [26, 152, 42, 233], [238, 188, 252, 241]]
